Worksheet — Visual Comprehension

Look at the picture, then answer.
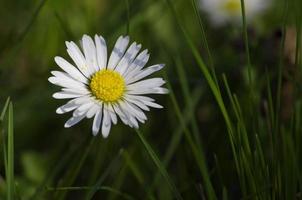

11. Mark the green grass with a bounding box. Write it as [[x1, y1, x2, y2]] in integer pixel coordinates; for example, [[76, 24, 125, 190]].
[[7, 102, 14, 200], [1, 0, 302, 199]]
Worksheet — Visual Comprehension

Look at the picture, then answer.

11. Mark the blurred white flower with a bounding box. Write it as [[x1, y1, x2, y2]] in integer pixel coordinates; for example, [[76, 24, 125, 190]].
[[49, 34, 168, 138], [199, 0, 270, 26]]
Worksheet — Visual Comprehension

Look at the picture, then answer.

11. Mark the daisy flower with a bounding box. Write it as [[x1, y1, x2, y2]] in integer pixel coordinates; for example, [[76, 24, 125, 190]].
[[49, 34, 168, 138], [199, 0, 271, 26]]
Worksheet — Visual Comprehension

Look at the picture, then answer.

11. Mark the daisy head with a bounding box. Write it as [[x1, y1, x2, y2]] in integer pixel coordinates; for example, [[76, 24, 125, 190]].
[[199, 0, 271, 26], [49, 34, 168, 138]]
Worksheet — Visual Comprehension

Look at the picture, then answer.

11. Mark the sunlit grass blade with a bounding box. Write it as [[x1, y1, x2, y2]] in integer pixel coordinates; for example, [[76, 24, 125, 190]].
[[135, 129, 183, 200], [0, 98, 10, 196], [7, 102, 14, 200], [165, 0, 233, 135], [0, 97, 10, 122], [0, 97, 10, 174], [164, 0, 237, 190]]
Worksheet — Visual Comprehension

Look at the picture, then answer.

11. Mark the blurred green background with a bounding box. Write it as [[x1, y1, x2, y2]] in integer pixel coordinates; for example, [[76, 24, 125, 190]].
[[0, 0, 301, 199]]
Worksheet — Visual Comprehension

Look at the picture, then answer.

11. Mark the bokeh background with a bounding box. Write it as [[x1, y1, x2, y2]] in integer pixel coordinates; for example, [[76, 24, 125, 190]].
[[0, 0, 301, 199]]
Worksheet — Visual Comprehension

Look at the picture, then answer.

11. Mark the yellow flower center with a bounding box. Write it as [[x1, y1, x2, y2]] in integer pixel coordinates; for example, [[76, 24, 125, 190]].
[[89, 69, 125, 103], [223, 0, 241, 15]]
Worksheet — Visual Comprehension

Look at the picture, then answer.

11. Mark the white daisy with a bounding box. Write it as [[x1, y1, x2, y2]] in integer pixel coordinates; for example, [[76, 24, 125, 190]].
[[199, 0, 271, 26], [49, 34, 168, 138]]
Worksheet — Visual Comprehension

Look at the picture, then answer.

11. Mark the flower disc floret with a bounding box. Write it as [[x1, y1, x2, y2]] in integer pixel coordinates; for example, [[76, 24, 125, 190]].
[[223, 0, 241, 15], [90, 69, 125, 103]]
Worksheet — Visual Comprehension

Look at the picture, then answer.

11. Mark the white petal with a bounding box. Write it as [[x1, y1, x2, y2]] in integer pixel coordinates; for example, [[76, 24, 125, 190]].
[[120, 101, 146, 124], [141, 100, 163, 109], [56, 99, 78, 114], [125, 94, 163, 108], [115, 42, 142, 74], [82, 35, 98, 73], [53, 91, 85, 99], [126, 102, 147, 121], [66, 41, 91, 77], [127, 87, 169, 95], [49, 71, 87, 90], [107, 104, 117, 125], [92, 108, 102, 135], [107, 36, 130, 70], [54, 56, 88, 84], [86, 103, 101, 119], [112, 104, 130, 125], [61, 88, 90, 95], [56, 96, 95, 114], [126, 64, 165, 84], [73, 96, 93, 105], [64, 114, 86, 128], [124, 51, 150, 80], [101, 108, 111, 138], [73, 102, 94, 117], [127, 78, 166, 91], [125, 94, 155, 102], [95, 35, 107, 70], [118, 102, 138, 128], [124, 97, 150, 111]]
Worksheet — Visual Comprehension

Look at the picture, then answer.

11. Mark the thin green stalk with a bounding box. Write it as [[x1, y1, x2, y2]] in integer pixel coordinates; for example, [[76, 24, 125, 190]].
[[0, 97, 10, 176], [164, 1, 239, 198], [46, 186, 135, 200], [295, 0, 302, 71], [239, 0, 256, 132], [146, 87, 203, 198], [165, 77, 217, 200], [7, 102, 14, 200], [265, 70, 275, 132], [239, 0, 251, 73], [275, 0, 289, 134], [122, 150, 144, 184], [0, 0, 47, 68], [54, 11, 75, 40], [125, 0, 130, 35], [190, 0, 219, 87], [55, 138, 96, 200], [0, 98, 10, 121], [175, 57, 203, 149], [135, 129, 183, 200], [30, 137, 83, 200], [85, 149, 124, 200]]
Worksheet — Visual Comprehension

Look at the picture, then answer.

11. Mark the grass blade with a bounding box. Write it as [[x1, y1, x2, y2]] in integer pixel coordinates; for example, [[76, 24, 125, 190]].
[[47, 186, 135, 200], [85, 149, 124, 200], [146, 87, 203, 197], [0, 97, 10, 122], [54, 138, 95, 200], [135, 129, 183, 200], [7, 102, 14, 200]]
